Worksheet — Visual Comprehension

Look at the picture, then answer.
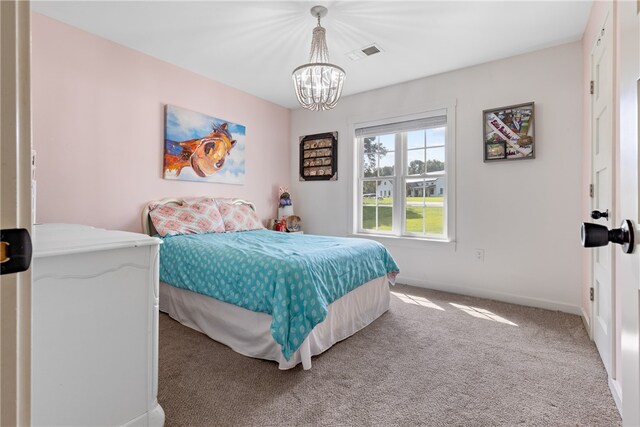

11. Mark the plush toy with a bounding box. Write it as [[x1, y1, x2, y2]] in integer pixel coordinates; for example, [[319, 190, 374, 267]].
[[278, 186, 292, 207], [275, 217, 287, 232]]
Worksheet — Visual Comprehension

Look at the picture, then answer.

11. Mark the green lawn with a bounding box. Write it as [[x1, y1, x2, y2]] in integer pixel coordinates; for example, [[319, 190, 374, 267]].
[[363, 196, 443, 206], [362, 205, 443, 234], [407, 196, 443, 203]]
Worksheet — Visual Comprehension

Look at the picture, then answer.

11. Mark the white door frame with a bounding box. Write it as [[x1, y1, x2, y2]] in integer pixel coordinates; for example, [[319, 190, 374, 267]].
[[589, 7, 616, 380], [0, 1, 33, 424]]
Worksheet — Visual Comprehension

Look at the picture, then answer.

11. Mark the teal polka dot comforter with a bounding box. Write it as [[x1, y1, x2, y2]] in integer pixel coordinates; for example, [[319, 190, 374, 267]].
[[159, 229, 399, 360]]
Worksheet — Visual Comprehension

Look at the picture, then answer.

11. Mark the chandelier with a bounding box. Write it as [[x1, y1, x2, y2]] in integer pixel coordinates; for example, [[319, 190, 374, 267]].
[[292, 5, 346, 111]]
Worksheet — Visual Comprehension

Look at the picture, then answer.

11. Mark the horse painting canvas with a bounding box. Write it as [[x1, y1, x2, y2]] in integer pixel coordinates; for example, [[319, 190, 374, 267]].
[[164, 105, 246, 184]]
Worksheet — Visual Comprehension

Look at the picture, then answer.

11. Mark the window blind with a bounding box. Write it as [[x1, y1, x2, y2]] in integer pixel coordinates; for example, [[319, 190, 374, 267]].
[[355, 115, 447, 138]]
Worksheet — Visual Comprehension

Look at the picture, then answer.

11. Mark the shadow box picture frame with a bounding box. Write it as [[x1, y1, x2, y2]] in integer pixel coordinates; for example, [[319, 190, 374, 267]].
[[299, 132, 338, 181], [483, 102, 535, 162]]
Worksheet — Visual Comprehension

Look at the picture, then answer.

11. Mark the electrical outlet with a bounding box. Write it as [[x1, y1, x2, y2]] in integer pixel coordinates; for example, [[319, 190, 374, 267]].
[[474, 249, 485, 262]]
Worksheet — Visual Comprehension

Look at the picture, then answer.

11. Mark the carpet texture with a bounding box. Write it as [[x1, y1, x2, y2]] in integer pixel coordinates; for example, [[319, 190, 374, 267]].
[[158, 284, 621, 426]]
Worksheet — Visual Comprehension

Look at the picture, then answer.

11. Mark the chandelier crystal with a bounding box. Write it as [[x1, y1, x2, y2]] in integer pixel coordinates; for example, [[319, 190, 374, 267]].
[[292, 6, 345, 111]]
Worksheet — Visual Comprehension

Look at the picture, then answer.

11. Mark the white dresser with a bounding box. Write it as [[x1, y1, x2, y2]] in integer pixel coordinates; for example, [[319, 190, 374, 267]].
[[32, 224, 164, 426]]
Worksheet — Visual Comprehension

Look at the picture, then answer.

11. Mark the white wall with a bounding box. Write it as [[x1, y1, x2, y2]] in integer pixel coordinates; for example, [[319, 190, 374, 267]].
[[290, 41, 583, 314]]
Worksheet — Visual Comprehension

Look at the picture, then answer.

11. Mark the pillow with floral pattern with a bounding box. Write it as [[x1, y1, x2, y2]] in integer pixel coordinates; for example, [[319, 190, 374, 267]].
[[216, 202, 264, 232], [149, 198, 225, 236]]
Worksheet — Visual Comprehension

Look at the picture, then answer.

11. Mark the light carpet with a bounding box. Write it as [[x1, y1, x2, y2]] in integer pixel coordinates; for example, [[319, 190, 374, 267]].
[[158, 284, 621, 426]]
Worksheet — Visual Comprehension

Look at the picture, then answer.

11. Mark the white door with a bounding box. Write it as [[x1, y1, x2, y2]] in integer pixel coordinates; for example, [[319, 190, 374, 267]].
[[590, 11, 615, 378], [0, 1, 33, 424], [618, 1, 640, 424]]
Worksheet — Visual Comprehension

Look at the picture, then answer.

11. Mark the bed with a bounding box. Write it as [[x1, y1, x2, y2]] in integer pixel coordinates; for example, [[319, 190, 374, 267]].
[[142, 197, 399, 370]]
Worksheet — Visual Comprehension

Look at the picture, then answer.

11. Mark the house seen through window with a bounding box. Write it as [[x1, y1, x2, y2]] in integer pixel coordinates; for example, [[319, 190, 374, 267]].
[[356, 109, 453, 239]]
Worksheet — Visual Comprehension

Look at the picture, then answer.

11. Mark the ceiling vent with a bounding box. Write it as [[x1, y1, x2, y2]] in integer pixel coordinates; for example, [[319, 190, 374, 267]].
[[346, 43, 383, 61]]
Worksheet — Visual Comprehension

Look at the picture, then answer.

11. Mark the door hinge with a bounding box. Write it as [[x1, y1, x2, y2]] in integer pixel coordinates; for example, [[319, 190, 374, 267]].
[[589, 184, 594, 198], [590, 80, 594, 95], [590, 287, 594, 301]]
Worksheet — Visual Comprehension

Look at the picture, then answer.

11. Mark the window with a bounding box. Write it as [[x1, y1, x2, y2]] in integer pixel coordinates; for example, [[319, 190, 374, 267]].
[[355, 107, 455, 240]]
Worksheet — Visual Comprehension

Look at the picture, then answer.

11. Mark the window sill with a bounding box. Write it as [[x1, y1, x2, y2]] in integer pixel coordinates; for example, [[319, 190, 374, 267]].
[[349, 232, 455, 248]]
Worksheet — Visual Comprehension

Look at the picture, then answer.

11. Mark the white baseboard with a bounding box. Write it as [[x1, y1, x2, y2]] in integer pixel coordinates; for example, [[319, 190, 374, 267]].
[[396, 275, 582, 315], [581, 307, 592, 339], [609, 377, 622, 416]]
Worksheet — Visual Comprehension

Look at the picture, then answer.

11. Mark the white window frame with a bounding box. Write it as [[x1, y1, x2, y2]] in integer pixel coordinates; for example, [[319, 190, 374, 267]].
[[351, 105, 456, 243]]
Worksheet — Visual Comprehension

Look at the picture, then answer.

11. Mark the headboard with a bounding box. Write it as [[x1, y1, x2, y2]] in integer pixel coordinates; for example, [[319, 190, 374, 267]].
[[141, 197, 257, 236]]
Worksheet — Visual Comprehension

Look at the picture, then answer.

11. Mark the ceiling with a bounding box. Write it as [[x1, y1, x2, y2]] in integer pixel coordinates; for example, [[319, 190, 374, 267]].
[[31, 1, 592, 109]]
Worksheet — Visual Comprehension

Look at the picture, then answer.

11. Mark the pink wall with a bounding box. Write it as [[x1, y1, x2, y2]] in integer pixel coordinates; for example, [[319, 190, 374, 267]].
[[31, 12, 291, 233]]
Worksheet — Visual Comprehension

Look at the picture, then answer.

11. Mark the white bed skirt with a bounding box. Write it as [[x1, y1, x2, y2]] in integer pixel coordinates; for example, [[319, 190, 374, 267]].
[[159, 276, 391, 370]]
